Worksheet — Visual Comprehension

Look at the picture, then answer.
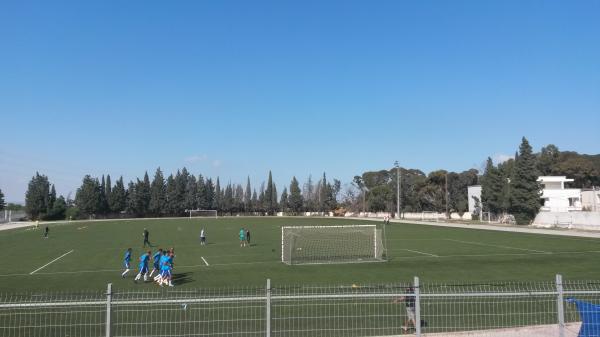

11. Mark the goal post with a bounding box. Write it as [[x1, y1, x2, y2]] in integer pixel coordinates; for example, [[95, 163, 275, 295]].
[[185, 209, 218, 219], [281, 225, 386, 265]]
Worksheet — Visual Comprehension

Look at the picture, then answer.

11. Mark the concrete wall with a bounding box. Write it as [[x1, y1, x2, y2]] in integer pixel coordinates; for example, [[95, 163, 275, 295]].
[[533, 211, 600, 230]]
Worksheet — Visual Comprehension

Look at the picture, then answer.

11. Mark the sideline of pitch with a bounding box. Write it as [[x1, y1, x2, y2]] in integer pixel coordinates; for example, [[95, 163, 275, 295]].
[[346, 216, 600, 239], [4, 215, 600, 239]]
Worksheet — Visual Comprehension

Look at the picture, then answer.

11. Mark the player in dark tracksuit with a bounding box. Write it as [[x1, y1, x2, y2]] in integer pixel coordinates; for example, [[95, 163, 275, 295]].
[[143, 228, 150, 247]]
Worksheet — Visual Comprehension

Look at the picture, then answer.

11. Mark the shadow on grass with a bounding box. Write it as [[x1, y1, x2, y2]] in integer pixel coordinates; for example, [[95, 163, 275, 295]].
[[172, 272, 194, 285]]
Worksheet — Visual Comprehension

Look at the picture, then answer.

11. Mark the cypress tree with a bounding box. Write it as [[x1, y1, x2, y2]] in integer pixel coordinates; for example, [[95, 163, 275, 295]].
[[289, 176, 304, 215], [251, 189, 258, 213], [135, 172, 151, 216], [185, 175, 198, 211], [149, 168, 166, 216], [481, 158, 504, 214], [165, 174, 177, 215], [49, 184, 57, 211], [76, 175, 102, 218], [110, 177, 127, 213], [280, 187, 289, 212], [205, 178, 215, 210], [510, 137, 541, 225], [264, 171, 275, 214], [213, 178, 221, 212], [0, 188, 5, 211], [244, 177, 252, 212], [126, 181, 137, 214], [272, 182, 278, 213], [105, 174, 112, 211], [25, 172, 51, 220], [197, 175, 208, 210]]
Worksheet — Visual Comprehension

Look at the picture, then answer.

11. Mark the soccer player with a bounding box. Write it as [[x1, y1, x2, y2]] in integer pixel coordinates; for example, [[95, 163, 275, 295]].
[[200, 228, 206, 246], [158, 250, 174, 287], [142, 228, 150, 247], [149, 248, 163, 277], [245, 229, 251, 245], [154, 250, 168, 282], [239, 228, 246, 247], [44, 226, 49, 238], [134, 250, 151, 283], [121, 248, 132, 278]]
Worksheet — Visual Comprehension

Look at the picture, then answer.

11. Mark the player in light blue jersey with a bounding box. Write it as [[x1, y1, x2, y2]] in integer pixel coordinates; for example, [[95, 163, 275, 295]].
[[149, 248, 163, 278], [158, 250, 175, 287], [154, 250, 169, 283], [121, 248, 132, 278], [134, 251, 151, 283]]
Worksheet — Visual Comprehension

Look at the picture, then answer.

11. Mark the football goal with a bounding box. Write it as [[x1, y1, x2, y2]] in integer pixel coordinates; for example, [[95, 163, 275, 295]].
[[281, 225, 385, 265], [185, 209, 218, 219]]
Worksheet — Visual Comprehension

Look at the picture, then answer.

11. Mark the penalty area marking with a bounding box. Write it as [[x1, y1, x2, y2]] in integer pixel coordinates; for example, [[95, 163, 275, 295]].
[[201, 256, 209, 266], [400, 249, 439, 257], [30, 250, 74, 275], [445, 239, 551, 254]]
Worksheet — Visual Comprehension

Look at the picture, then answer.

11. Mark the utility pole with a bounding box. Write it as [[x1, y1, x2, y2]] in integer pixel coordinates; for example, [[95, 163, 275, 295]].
[[395, 161, 401, 219]]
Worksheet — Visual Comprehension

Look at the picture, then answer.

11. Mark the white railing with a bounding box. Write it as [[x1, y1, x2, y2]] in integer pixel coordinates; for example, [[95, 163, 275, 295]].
[[0, 275, 597, 337]]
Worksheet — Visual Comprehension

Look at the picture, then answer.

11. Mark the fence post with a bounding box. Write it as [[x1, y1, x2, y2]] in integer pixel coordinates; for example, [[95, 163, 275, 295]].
[[414, 276, 421, 337], [106, 283, 112, 337], [266, 278, 271, 337], [556, 274, 565, 337]]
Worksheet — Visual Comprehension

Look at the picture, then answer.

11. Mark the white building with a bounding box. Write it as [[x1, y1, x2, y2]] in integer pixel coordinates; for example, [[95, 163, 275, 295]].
[[538, 176, 582, 212], [581, 189, 600, 212], [467, 185, 482, 215]]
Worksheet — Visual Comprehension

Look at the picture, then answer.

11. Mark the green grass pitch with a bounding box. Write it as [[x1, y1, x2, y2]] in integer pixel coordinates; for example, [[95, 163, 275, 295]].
[[1, 216, 600, 293]]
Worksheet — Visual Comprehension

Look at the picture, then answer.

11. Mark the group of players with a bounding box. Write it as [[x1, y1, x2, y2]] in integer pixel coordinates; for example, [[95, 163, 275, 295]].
[[121, 247, 176, 287]]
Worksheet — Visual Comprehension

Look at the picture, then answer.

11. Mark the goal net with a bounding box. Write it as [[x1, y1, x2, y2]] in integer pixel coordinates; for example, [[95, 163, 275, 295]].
[[281, 225, 385, 265], [185, 209, 218, 219]]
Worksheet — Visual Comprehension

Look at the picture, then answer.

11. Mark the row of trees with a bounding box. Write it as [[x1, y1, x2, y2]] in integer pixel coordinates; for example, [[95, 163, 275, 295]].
[[24, 173, 68, 220], [479, 138, 600, 225], [18, 137, 599, 222], [22, 169, 342, 219], [480, 138, 540, 225]]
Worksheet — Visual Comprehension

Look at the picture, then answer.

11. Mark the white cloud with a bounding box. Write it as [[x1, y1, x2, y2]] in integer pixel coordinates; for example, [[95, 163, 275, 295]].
[[493, 153, 513, 165], [184, 154, 208, 164], [212, 160, 222, 168]]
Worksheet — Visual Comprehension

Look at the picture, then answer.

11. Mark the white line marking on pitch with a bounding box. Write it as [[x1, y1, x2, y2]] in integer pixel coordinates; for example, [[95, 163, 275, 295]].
[[445, 239, 551, 254], [401, 249, 439, 257], [201, 256, 209, 266], [30, 250, 74, 275]]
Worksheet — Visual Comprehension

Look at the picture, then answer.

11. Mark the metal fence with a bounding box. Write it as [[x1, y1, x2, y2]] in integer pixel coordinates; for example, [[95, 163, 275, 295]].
[[0, 275, 596, 337]]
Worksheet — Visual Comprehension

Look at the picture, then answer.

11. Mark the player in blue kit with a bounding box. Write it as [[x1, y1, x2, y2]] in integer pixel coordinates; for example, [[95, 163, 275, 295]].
[[134, 250, 151, 283], [121, 248, 132, 278], [154, 250, 169, 283], [148, 248, 163, 278]]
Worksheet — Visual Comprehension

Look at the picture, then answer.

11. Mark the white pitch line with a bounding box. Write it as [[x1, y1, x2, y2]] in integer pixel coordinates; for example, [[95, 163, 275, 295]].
[[446, 239, 551, 254], [201, 256, 209, 266], [30, 250, 74, 275], [401, 249, 439, 257]]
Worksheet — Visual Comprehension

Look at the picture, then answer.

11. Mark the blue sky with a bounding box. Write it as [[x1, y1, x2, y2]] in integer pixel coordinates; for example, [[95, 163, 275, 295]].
[[1, 1, 599, 202]]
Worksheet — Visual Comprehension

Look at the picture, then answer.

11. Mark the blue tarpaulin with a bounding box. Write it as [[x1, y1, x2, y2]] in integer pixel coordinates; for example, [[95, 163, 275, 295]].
[[567, 299, 600, 337]]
